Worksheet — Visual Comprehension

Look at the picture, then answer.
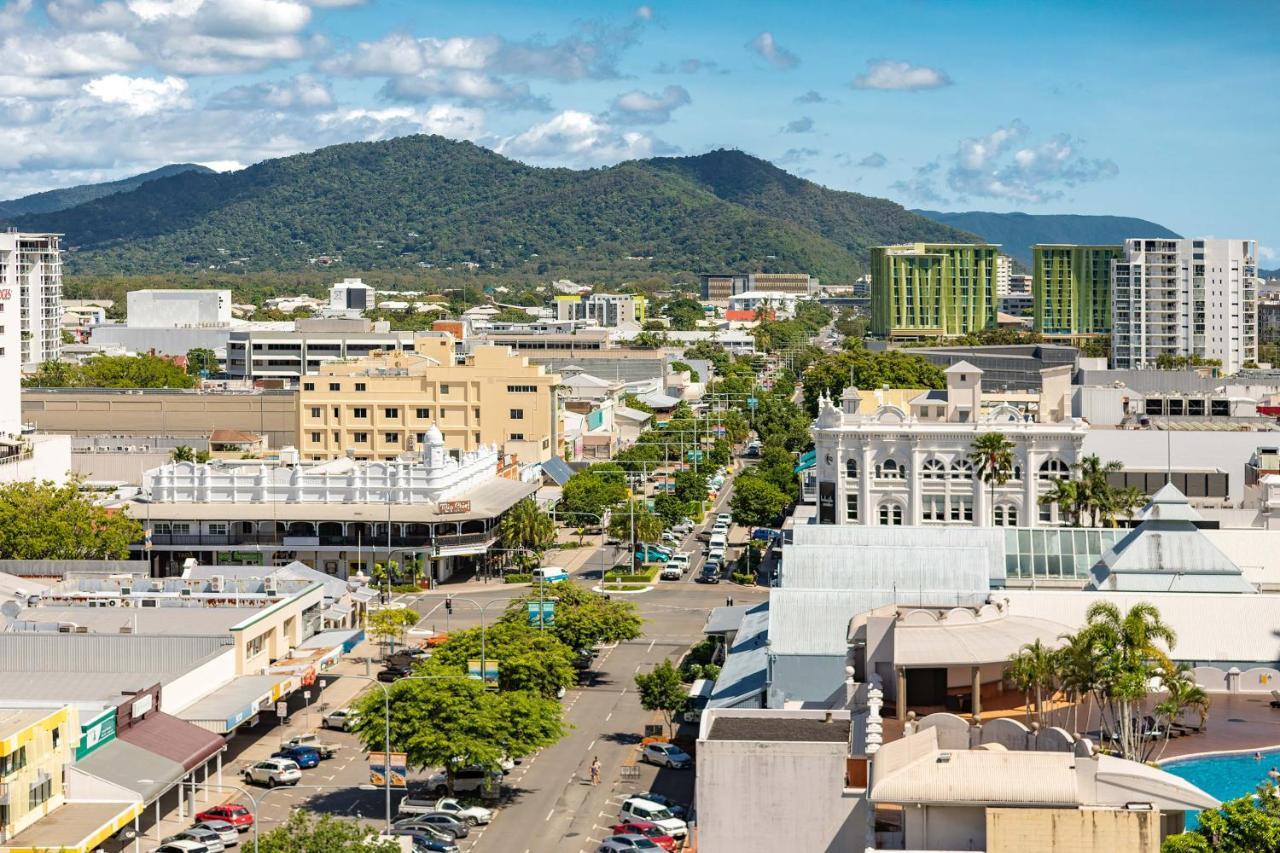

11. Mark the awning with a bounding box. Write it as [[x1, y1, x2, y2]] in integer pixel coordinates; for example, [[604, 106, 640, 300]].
[[175, 673, 281, 734], [0, 801, 143, 853], [116, 712, 225, 772], [75, 739, 186, 804], [300, 628, 363, 656]]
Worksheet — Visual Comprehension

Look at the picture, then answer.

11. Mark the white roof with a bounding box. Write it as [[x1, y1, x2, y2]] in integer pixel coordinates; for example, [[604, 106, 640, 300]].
[[892, 610, 1071, 667], [944, 360, 983, 374], [768, 588, 984, 656], [780, 542, 998, 590]]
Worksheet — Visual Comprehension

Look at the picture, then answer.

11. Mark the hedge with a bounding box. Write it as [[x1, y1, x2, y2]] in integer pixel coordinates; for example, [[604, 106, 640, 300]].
[[503, 573, 533, 584]]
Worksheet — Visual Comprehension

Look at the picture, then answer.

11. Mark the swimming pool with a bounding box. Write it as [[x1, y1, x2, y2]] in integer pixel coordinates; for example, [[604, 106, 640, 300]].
[[1162, 748, 1280, 828]]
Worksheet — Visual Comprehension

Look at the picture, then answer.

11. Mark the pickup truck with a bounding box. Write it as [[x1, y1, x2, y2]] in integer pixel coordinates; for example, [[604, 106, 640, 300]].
[[280, 732, 341, 759], [397, 797, 493, 826], [660, 553, 690, 580]]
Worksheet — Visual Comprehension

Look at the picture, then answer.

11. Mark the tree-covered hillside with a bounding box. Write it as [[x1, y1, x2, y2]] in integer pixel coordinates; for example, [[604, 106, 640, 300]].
[[0, 163, 212, 219], [8, 136, 977, 281]]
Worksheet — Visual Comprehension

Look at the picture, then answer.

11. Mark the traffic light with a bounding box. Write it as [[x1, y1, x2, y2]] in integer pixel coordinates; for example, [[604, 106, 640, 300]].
[[444, 597, 453, 614]]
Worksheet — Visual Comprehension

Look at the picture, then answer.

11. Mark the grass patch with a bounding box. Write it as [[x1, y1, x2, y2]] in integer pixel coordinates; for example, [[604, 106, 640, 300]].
[[603, 564, 660, 585]]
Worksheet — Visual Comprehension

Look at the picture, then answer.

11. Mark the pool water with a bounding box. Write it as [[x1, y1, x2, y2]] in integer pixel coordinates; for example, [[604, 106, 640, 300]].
[[1162, 749, 1280, 829]]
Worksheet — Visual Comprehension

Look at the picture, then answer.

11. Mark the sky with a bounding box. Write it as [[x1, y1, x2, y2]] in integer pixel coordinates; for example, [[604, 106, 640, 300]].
[[1, 0, 1277, 261]]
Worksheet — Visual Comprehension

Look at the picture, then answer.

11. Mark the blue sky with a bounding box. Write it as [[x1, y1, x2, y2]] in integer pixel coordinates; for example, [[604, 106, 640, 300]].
[[2, 0, 1276, 260]]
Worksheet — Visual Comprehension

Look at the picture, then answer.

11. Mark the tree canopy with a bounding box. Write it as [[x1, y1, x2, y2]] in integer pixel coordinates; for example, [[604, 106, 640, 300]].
[[499, 581, 643, 652], [801, 348, 945, 416], [0, 480, 142, 559], [729, 474, 789, 528], [257, 811, 400, 853], [635, 659, 688, 738], [559, 464, 628, 525], [425, 621, 576, 698], [23, 354, 196, 388]]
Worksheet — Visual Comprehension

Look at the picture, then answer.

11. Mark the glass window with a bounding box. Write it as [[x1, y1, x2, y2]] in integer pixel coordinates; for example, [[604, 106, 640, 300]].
[[846, 458, 858, 479], [353, 407, 368, 419], [303, 382, 315, 391], [355, 383, 366, 392], [415, 408, 430, 419], [329, 383, 340, 391], [510, 408, 524, 420], [384, 408, 399, 418], [846, 493, 858, 521]]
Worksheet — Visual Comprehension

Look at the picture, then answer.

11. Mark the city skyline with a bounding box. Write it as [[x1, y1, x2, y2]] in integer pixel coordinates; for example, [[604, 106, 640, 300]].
[[0, 1, 1276, 260]]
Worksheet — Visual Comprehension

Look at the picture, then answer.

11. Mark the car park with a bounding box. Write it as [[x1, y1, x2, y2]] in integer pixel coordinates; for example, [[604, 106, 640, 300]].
[[619, 797, 688, 839], [241, 758, 301, 787], [596, 835, 663, 852], [321, 708, 358, 731], [389, 819, 455, 842], [194, 805, 254, 832], [641, 742, 692, 769], [633, 792, 687, 819], [162, 828, 225, 853], [280, 732, 342, 757], [425, 766, 503, 795], [608, 821, 677, 851], [271, 745, 320, 769], [153, 841, 210, 853], [660, 531, 680, 545], [189, 821, 238, 847]]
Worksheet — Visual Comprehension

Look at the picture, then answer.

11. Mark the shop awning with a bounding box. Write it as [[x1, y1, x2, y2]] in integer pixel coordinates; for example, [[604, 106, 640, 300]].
[[174, 674, 281, 734], [116, 712, 225, 772], [0, 801, 142, 853], [76, 739, 186, 804]]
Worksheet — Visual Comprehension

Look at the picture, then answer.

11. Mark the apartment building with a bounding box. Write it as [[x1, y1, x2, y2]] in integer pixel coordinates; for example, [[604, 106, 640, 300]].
[[553, 292, 646, 328], [0, 231, 61, 368], [225, 318, 420, 380], [1032, 244, 1123, 340], [0, 706, 77, 841], [1112, 238, 1260, 372], [870, 243, 1000, 338], [297, 336, 559, 464], [995, 254, 1012, 297], [699, 272, 818, 300]]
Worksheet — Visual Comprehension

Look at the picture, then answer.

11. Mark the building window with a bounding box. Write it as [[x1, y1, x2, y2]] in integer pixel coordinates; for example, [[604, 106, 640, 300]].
[[950, 495, 973, 522], [171, 523, 190, 535], [1038, 458, 1069, 480], [510, 408, 524, 420], [28, 776, 51, 810], [415, 433, 427, 445], [353, 407, 368, 419], [473, 432, 481, 443], [415, 408, 430, 419], [329, 383, 340, 391], [846, 494, 858, 521], [332, 406, 339, 419], [303, 382, 315, 391], [922, 459, 946, 480], [1040, 502, 1053, 523], [310, 431, 322, 442], [875, 458, 904, 480], [208, 522, 228, 535], [354, 432, 369, 443], [246, 631, 268, 659], [845, 458, 858, 479], [950, 460, 974, 480], [440, 384, 450, 394], [355, 383, 366, 392], [994, 504, 1018, 526], [508, 385, 537, 393], [878, 502, 904, 526], [922, 495, 944, 521], [510, 433, 524, 440], [1, 746, 27, 775], [385, 432, 400, 443], [384, 408, 399, 418], [310, 407, 321, 418]]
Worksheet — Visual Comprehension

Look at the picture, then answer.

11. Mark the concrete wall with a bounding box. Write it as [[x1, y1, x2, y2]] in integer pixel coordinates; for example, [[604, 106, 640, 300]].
[[162, 647, 237, 713], [985, 807, 1158, 853], [127, 290, 230, 328], [905, 805, 986, 851], [1083, 429, 1271, 504], [695, 737, 864, 853], [23, 389, 300, 451], [90, 325, 233, 357]]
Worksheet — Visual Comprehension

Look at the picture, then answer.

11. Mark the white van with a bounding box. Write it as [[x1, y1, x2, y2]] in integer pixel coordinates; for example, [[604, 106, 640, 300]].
[[708, 533, 728, 552], [619, 797, 687, 838], [530, 566, 569, 584]]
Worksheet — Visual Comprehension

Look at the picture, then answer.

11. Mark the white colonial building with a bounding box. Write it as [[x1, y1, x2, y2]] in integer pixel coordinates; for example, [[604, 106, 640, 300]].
[[810, 362, 1087, 528]]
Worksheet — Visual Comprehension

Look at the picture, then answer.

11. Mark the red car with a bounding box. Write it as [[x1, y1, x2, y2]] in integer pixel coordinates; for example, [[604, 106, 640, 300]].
[[609, 820, 676, 851], [195, 803, 254, 832]]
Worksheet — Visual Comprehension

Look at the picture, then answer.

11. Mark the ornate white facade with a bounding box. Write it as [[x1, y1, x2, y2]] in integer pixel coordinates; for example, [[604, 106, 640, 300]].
[[810, 364, 1087, 528], [144, 425, 497, 505]]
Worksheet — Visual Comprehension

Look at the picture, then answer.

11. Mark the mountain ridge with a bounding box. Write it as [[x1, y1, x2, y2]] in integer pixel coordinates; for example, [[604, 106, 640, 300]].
[[0, 163, 214, 219], [5, 137, 978, 280]]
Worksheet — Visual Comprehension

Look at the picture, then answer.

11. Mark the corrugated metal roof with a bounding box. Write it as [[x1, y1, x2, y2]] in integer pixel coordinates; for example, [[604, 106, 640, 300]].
[[709, 603, 769, 709], [540, 457, 573, 486], [76, 739, 186, 804], [780, 543, 995, 591], [893, 614, 1070, 667], [117, 712, 225, 771], [768, 589, 983, 655], [0, 633, 230, 674], [174, 674, 280, 733], [790, 524, 1005, 557]]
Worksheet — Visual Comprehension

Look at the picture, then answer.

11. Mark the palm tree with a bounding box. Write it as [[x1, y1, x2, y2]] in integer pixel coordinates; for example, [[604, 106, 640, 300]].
[[1074, 455, 1124, 526], [1056, 630, 1100, 735], [497, 499, 556, 565], [1154, 663, 1211, 760], [1007, 639, 1059, 726], [968, 433, 1015, 526], [1039, 478, 1082, 526], [171, 445, 195, 462]]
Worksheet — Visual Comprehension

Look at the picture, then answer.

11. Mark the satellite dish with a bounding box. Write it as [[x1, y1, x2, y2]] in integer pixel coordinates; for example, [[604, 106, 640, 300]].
[[0, 600, 22, 622]]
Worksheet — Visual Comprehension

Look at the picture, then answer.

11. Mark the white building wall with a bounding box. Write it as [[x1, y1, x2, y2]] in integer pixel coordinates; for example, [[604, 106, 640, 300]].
[[0, 232, 61, 368], [161, 648, 237, 713], [1082, 428, 1268, 505], [127, 290, 231, 328], [0, 434, 71, 485], [0, 240, 21, 435]]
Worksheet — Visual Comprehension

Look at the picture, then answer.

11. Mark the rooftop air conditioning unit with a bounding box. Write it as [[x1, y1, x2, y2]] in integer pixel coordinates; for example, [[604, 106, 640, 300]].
[[263, 577, 277, 595], [209, 575, 224, 593], [119, 586, 131, 596], [151, 581, 163, 592], [179, 588, 192, 597], [75, 626, 89, 633]]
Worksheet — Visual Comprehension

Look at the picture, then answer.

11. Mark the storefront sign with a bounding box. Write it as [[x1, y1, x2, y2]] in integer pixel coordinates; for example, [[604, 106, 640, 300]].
[[77, 709, 117, 760], [437, 500, 472, 515]]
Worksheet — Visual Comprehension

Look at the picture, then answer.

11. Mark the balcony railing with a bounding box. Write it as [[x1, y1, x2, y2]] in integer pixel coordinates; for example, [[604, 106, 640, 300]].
[[146, 532, 484, 550]]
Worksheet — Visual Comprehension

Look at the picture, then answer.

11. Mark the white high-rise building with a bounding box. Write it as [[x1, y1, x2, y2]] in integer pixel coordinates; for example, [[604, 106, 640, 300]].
[[1111, 238, 1259, 373], [995, 254, 1013, 297], [0, 239, 21, 435], [0, 231, 62, 368]]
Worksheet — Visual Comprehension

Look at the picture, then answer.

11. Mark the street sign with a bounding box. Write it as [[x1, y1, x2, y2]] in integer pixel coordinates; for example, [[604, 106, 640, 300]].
[[303, 691, 311, 701], [368, 752, 408, 788], [747, 397, 758, 410], [527, 600, 555, 628], [275, 701, 288, 719]]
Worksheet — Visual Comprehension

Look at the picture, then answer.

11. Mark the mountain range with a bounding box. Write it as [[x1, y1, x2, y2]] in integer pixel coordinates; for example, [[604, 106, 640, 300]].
[[913, 210, 1179, 266], [2, 137, 975, 280], [0, 164, 213, 220]]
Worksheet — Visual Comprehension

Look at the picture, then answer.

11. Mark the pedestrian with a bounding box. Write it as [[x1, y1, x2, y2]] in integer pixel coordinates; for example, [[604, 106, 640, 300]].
[[590, 756, 601, 786]]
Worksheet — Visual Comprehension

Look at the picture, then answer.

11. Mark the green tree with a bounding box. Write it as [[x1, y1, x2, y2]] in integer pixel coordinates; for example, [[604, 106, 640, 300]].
[[609, 501, 664, 567], [257, 811, 400, 853], [497, 498, 555, 564], [426, 621, 576, 698], [635, 659, 688, 737], [170, 445, 210, 463], [1162, 788, 1280, 852], [1006, 639, 1059, 725], [652, 492, 688, 528], [499, 581, 643, 652], [0, 480, 142, 559], [185, 347, 218, 376], [729, 474, 788, 529], [22, 360, 82, 387], [968, 433, 1015, 526], [560, 465, 628, 540], [77, 354, 196, 388], [366, 607, 417, 653], [801, 349, 945, 416], [350, 676, 564, 794], [663, 298, 705, 331], [669, 360, 700, 382], [492, 306, 535, 323], [631, 331, 668, 349], [672, 468, 708, 507]]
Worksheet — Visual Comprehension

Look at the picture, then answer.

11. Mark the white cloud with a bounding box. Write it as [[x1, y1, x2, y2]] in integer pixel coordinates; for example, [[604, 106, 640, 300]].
[[857, 152, 887, 168], [381, 69, 548, 110], [609, 85, 690, 124], [2, 31, 143, 78], [213, 73, 333, 110], [1257, 244, 1276, 263], [199, 159, 245, 171], [317, 104, 485, 140], [0, 76, 79, 99], [746, 32, 798, 70], [498, 110, 665, 166], [83, 74, 190, 115], [851, 59, 951, 91], [197, 0, 312, 38]]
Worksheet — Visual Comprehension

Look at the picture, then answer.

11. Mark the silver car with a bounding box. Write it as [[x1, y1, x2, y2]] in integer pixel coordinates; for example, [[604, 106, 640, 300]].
[[190, 821, 239, 847], [597, 835, 663, 852], [162, 827, 225, 853]]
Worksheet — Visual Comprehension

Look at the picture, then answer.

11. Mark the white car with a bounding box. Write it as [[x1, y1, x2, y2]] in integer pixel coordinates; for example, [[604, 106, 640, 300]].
[[706, 546, 725, 562], [716, 513, 733, 526], [432, 797, 493, 825], [321, 708, 358, 731], [619, 797, 687, 839], [641, 742, 692, 769], [242, 758, 301, 787], [710, 523, 729, 538]]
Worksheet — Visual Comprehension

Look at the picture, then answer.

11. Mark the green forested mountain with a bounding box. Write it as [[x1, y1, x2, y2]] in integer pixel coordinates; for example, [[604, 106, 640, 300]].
[[0, 164, 213, 219], [6, 136, 976, 281], [912, 209, 1179, 266]]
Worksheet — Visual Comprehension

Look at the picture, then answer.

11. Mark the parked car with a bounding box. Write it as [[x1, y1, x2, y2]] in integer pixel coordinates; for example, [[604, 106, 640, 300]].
[[398, 796, 491, 825], [641, 742, 692, 769], [708, 532, 728, 551], [188, 821, 238, 848], [280, 733, 340, 758], [632, 791, 688, 820], [596, 835, 663, 852], [660, 531, 680, 545], [393, 813, 469, 839], [321, 708, 358, 731], [378, 663, 412, 682], [659, 563, 683, 581], [618, 798, 688, 839], [271, 745, 320, 769], [425, 766, 503, 795], [608, 821, 677, 851], [153, 841, 210, 853], [389, 830, 460, 853], [162, 828, 225, 853], [389, 819, 455, 842], [634, 546, 670, 563], [696, 563, 721, 584], [531, 566, 570, 583], [386, 649, 430, 669], [194, 804, 254, 833], [241, 758, 301, 787]]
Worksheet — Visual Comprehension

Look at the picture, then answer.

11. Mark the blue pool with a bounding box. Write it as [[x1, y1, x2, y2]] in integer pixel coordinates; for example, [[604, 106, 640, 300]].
[[1163, 749, 1280, 828]]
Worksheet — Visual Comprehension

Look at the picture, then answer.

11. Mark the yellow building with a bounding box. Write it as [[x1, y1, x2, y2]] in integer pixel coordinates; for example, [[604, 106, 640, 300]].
[[0, 707, 75, 839], [298, 336, 560, 464]]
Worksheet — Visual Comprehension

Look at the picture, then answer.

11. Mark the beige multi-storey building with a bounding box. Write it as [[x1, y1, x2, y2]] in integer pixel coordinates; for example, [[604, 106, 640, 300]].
[[297, 336, 559, 464]]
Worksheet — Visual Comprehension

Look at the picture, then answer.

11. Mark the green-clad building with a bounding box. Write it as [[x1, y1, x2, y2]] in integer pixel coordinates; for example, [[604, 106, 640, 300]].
[[1032, 244, 1123, 340], [870, 243, 1000, 338]]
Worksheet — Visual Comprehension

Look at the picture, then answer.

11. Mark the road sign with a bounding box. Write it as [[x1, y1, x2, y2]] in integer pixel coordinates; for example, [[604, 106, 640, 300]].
[[275, 701, 288, 719], [747, 397, 758, 410]]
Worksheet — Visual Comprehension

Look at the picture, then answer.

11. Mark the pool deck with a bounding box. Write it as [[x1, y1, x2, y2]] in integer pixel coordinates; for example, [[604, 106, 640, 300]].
[[1158, 693, 1280, 761]]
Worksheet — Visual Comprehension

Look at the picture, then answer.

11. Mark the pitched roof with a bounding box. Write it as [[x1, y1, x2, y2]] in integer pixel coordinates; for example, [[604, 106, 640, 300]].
[[944, 360, 983, 374]]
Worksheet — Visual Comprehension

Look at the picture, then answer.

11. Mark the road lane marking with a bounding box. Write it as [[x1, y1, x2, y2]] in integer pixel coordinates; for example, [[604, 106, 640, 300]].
[[545, 808, 555, 822], [605, 712, 612, 721], [588, 739, 595, 750], [646, 639, 655, 652]]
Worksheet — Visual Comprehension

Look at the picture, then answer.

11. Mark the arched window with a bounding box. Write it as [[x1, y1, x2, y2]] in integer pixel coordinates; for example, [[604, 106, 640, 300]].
[[1011, 465, 1023, 482], [878, 501, 904, 526], [846, 458, 858, 479], [876, 458, 903, 480], [921, 459, 946, 480], [950, 459, 974, 480], [1039, 458, 1070, 480], [994, 504, 1019, 526]]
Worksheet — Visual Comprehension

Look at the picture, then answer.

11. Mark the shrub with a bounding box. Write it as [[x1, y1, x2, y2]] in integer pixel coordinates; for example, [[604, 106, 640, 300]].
[[731, 572, 757, 586], [503, 573, 533, 584]]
